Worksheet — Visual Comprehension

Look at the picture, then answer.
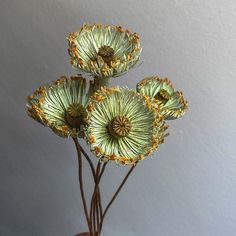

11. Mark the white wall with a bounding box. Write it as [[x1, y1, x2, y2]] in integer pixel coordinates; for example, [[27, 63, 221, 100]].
[[0, 0, 236, 235]]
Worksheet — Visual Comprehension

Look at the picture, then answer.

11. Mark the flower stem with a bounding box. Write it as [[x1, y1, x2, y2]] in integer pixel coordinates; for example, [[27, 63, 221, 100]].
[[91, 162, 107, 235], [73, 137, 138, 236], [73, 138, 93, 235], [99, 163, 138, 233], [79, 144, 96, 181], [91, 162, 101, 235]]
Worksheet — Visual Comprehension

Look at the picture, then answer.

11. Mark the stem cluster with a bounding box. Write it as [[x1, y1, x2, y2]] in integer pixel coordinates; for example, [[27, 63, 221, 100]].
[[73, 138, 137, 236]]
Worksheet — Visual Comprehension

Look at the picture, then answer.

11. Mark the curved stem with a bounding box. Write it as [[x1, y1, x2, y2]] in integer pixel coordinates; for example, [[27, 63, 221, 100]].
[[96, 163, 107, 235], [78, 143, 104, 235], [79, 144, 96, 181], [90, 162, 101, 235], [73, 136, 137, 236], [91, 162, 107, 235], [77, 142, 104, 236], [95, 194, 100, 236], [97, 162, 107, 217], [97, 188, 103, 223], [99, 163, 138, 232], [92, 202, 96, 235], [72, 138, 92, 234]]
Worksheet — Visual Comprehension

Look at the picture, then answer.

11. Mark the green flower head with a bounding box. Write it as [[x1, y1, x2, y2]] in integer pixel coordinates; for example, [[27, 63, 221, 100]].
[[67, 23, 142, 79], [85, 87, 169, 165], [137, 76, 188, 120], [27, 76, 89, 137]]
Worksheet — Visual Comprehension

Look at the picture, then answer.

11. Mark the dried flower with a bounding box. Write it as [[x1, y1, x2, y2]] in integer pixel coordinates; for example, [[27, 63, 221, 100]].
[[85, 87, 168, 165], [67, 23, 142, 79], [137, 76, 188, 120], [27, 76, 88, 137]]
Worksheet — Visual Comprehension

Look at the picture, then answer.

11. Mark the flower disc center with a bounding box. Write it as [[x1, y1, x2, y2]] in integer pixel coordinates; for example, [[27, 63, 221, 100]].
[[155, 89, 171, 104], [98, 45, 114, 66], [109, 116, 132, 138], [65, 103, 85, 128]]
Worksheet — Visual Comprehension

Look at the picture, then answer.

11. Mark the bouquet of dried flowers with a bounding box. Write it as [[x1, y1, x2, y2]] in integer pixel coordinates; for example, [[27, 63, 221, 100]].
[[27, 23, 188, 236]]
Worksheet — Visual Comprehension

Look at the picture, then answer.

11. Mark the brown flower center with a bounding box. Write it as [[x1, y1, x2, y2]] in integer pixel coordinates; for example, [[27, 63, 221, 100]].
[[65, 103, 85, 128], [155, 89, 171, 104], [108, 116, 132, 138], [98, 45, 114, 66]]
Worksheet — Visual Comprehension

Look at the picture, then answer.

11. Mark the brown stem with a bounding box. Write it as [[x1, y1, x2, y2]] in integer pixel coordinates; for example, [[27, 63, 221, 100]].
[[73, 136, 137, 236], [95, 194, 100, 236], [91, 162, 107, 235], [99, 163, 138, 232], [78, 142, 105, 236], [79, 144, 96, 181], [93, 200, 96, 235], [98, 192, 103, 228], [92, 162, 101, 235], [72, 138, 93, 235], [95, 163, 107, 235], [97, 189, 103, 224], [89, 162, 104, 219], [78, 143, 103, 236]]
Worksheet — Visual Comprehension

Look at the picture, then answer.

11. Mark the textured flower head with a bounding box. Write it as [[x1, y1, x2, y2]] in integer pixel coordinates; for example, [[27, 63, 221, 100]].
[[27, 76, 89, 137], [85, 87, 168, 165], [67, 23, 141, 78], [137, 76, 188, 120]]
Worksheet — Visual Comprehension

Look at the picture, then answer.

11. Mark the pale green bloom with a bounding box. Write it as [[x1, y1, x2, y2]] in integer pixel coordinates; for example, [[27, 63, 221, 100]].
[[27, 76, 88, 137], [85, 87, 168, 165], [67, 23, 141, 79], [137, 76, 188, 120]]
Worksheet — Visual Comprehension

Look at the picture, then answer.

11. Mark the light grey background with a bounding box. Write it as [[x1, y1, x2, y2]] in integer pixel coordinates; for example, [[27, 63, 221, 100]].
[[1, 0, 236, 235]]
